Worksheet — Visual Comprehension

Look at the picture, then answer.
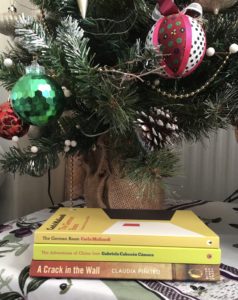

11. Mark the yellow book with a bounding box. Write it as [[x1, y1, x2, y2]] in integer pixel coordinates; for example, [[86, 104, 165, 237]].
[[33, 243, 221, 264], [34, 207, 220, 248]]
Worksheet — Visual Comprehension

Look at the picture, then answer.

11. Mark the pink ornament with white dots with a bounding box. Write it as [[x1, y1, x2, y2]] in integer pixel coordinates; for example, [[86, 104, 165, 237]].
[[146, 10, 206, 78]]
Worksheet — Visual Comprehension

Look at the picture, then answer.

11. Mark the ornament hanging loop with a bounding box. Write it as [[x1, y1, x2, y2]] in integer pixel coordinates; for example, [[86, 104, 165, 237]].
[[152, 1, 203, 21], [182, 3, 203, 18]]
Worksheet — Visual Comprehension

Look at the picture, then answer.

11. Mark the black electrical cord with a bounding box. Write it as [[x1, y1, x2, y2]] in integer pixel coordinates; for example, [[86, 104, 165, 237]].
[[47, 168, 55, 206]]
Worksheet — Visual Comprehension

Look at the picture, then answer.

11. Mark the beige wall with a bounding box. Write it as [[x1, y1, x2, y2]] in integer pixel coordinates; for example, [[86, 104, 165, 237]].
[[0, 1, 65, 223]]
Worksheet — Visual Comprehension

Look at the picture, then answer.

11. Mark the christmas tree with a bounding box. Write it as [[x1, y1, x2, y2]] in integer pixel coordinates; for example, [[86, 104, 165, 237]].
[[0, 0, 238, 208]]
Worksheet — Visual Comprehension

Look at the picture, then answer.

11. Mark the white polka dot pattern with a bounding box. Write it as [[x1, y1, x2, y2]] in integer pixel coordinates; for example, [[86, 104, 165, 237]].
[[145, 23, 156, 49], [145, 15, 206, 78], [182, 16, 206, 76]]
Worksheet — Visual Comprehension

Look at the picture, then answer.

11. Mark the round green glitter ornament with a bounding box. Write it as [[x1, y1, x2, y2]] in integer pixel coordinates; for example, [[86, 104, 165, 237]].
[[10, 62, 65, 126]]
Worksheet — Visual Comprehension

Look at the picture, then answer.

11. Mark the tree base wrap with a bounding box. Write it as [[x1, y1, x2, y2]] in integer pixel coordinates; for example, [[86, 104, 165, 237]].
[[64, 140, 164, 209]]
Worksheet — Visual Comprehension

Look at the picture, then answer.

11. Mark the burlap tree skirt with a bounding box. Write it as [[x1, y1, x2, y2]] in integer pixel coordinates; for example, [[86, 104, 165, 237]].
[[64, 139, 164, 209]]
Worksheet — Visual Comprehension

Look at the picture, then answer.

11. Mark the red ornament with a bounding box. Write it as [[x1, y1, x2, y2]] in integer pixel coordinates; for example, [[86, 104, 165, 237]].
[[146, 2, 206, 78], [0, 101, 29, 140]]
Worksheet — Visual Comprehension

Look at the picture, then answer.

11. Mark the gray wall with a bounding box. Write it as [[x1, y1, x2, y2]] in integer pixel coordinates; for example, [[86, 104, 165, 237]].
[[0, 1, 65, 223], [166, 127, 238, 202]]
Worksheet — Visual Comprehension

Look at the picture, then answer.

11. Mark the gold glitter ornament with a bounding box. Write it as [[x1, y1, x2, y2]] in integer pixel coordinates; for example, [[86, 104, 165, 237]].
[[0, 12, 21, 36], [195, 0, 238, 14]]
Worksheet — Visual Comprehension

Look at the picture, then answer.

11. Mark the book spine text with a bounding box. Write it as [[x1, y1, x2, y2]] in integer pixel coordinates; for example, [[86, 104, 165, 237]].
[[30, 260, 220, 281], [34, 232, 219, 248], [33, 244, 221, 264]]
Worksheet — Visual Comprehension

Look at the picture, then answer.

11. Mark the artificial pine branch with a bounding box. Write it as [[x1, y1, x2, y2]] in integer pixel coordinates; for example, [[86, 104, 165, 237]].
[[14, 15, 50, 54], [40, 43, 67, 81], [30, 0, 60, 11], [3, 42, 32, 65], [124, 149, 180, 182], [0, 55, 25, 89], [0, 145, 59, 175], [92, 78, 138, 135], [1, 0, 238, 187], [56, 16, 97, 95]]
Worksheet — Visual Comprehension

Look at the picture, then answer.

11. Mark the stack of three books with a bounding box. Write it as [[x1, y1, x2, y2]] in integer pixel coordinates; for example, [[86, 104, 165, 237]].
[[30, 207, 221, 281]]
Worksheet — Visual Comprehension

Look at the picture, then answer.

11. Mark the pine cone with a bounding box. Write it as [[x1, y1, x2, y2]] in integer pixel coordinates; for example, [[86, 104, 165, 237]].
[[135, 107, 179, 151]]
